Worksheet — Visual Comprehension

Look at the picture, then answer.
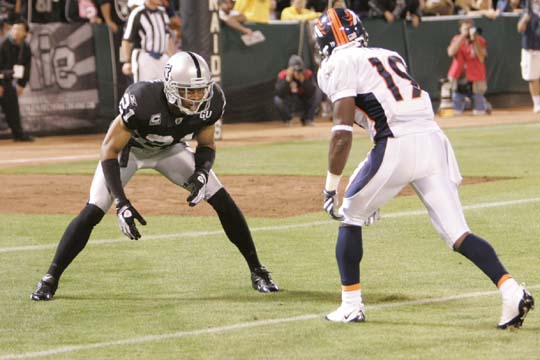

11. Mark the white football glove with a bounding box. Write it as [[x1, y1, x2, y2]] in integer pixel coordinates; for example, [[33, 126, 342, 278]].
[[363, 209, 380, 226], [184, 170, 208, 207], [116, 201, 147, 240], [323, 189, 344, 221]]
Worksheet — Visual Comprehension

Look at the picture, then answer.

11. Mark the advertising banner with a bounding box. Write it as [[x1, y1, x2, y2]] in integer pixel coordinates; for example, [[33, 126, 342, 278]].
[[18, 22, 100, 134]]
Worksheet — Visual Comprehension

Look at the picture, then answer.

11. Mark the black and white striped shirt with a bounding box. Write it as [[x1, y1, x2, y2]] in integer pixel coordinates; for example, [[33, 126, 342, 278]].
[[123, 5, 170, 55]]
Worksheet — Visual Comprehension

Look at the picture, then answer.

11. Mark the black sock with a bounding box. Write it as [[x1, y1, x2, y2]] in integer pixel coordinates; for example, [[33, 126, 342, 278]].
[[336, 225, 363, 286], [208, 188, 262, 271], [47, 204, 105, 280], [456, 233, 508, 286]]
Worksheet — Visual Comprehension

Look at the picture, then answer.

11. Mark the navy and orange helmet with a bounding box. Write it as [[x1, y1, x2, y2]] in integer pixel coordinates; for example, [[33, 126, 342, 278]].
[[314, 8, 368, 58]]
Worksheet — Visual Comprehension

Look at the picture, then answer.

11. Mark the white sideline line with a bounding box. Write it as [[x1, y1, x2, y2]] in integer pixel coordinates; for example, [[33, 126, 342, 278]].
[[0, 155, 97, 165], [1, 197, 539, 254], [2, 285, 539, 360]]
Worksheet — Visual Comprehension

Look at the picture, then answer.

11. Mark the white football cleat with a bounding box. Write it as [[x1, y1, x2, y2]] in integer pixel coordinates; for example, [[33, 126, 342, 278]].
[[325, 303, 366, 323], [497, 285, 535, 329]]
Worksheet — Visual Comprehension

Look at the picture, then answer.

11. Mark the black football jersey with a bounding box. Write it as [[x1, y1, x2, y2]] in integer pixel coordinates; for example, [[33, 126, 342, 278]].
[[118, 81, 225, 150]]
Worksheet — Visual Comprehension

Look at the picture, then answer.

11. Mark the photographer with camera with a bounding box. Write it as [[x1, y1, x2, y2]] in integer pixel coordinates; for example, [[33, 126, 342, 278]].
[[447, 19, 490, 116], [274, 54, 323, 126], [0, 17, 33, 141], [518, 0, 540, 113]]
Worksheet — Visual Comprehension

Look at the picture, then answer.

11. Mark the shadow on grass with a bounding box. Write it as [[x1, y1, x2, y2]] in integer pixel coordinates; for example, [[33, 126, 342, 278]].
[[57, 290, 418, 307]]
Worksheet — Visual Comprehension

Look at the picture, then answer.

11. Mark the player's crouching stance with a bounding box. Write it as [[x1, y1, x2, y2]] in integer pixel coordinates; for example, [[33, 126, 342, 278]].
[[315, 8, 533, 328], [31, 52, 279, 301]]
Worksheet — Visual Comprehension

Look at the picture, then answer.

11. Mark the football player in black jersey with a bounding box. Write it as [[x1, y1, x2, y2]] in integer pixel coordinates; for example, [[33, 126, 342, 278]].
[[31, 52, 279, 301]]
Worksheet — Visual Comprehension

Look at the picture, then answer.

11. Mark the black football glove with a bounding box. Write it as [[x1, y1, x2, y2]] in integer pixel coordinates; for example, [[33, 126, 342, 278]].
[[323, 189, 344, 221], [116, 201, 147, 240], [184, 170, 208, 207]]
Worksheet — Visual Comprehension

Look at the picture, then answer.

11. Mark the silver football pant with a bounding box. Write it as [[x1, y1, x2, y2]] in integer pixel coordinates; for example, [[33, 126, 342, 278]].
[[88, 142, 223, 212]]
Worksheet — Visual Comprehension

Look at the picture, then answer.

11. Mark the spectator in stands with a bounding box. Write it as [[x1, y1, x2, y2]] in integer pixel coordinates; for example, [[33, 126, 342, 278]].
[[456, 0, 498, 18], [368, 0, 423, 28], [234, 0, 271, 23], [219, 0, 253, 35], [423, 0, 454, 15], [274, 54, 323, 126], [276, 0, 290, 18], [496, 0, 522, 13], [281, 0, 321, 20], [0, 17, 33, 141], [270, 0, 279, 19], [517, 0, 540, 113], [447, 19, 490, 115]]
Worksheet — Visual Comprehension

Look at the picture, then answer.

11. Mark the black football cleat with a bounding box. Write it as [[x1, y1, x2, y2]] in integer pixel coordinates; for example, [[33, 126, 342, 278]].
[[251, 266, 280, 293], [31, 274, 58, 301]]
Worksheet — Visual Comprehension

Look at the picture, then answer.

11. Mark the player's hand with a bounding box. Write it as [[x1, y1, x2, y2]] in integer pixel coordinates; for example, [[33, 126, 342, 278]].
[[323, 189, 344, 221], [116, 201, 147, 240], [184, 170, 208, 207]]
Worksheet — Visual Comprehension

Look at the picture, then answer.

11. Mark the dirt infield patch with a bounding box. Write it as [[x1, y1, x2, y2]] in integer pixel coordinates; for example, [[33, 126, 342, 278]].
[[0, 174, 510, 218]]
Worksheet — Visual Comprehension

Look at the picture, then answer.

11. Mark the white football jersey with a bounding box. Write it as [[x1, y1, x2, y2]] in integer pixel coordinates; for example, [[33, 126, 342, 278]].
[[318, 44, 440, 141]]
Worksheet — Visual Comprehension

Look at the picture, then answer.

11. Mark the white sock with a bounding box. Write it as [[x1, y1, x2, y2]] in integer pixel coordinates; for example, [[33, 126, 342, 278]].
[[532, 95, 540, 107], [499, 277, 520, 301], [342, 289, 362, 306]]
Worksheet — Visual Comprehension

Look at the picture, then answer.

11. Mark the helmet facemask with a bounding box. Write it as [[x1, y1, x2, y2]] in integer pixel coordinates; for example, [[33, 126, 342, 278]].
[[163, 52, 215, 116], [165, 78, 214, 115]]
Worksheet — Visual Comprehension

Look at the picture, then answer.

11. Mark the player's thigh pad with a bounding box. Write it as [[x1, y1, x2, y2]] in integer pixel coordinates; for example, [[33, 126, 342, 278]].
[[410, 133, 469, 248], [521, 49, 540, 81], [341, 137, 410, 226], [151, 143, 223, 199], [88, 155, 139, 212]]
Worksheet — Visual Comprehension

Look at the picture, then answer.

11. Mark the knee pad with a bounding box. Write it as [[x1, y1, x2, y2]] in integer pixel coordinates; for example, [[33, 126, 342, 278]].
[[79, 203, 106, 227]]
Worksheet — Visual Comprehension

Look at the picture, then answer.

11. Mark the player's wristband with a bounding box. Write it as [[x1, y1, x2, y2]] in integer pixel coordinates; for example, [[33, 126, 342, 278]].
[[325, 171, 341, 192], [331, 125, 354, 132]]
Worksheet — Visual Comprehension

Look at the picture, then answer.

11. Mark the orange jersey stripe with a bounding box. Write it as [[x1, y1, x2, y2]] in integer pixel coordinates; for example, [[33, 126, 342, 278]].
[[342, 283, 361, 291], [328, 9, 348, 45], [497, 274, 512, 288]]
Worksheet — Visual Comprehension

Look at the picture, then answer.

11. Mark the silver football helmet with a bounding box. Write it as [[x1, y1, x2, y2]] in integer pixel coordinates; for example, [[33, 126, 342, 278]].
[[163, 52, 214, 115]]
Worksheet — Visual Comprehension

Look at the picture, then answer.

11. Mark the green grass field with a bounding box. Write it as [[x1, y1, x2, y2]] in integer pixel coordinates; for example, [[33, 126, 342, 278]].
[[1, 122, 539, 359]]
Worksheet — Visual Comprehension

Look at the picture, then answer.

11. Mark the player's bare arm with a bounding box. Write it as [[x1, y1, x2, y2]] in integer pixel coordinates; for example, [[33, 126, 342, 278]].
[[101, 115, 147, 240], [323, 97, 355, 221], [328, 97, 355, 176], [194, 123, 216, 150], [100, 115, 132, 161]]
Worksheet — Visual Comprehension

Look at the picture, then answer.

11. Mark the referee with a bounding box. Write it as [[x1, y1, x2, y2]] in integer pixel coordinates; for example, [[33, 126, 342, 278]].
[[121, 0, 175, 82]]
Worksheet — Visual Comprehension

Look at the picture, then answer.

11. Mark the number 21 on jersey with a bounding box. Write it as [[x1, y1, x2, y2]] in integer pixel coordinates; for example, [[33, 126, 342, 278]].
[[368, 56, 422, 101]]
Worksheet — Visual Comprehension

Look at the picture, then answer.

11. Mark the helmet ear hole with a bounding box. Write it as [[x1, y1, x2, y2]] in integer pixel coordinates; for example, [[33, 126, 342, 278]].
[[163, 52, 214, 115]]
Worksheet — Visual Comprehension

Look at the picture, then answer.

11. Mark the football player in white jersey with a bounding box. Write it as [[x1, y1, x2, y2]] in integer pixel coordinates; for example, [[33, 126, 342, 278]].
[[315, 8, 534, 328]]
